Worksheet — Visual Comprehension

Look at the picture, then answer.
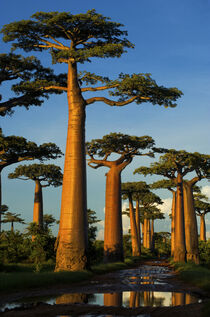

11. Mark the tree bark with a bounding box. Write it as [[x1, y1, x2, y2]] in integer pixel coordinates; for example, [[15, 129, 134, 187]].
[[146, 219, 152, 250], [143, 218, 147, 248], [55, 62, 88, 271], [33, 180, 43, 228], [135, 199, 141, 254], [104, 166, 124, 262], [171, 191, 176, 257], [200, 214, 206, 242], [183, 181, 199, 264], [174, 172, 186, 262], [151, 219, 154, 251], [129, 194, 141, 256]]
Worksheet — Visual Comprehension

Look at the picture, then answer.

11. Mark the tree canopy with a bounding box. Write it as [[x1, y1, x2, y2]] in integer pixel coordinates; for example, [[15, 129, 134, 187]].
[[0, 53, 65, 116], [8, 164, 63, 187]]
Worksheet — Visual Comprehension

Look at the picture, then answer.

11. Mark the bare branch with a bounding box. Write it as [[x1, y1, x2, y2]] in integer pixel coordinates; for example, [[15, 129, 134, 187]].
[[42, 85, 67, 91], [86, 96, 137, 106], [81, 84, 118, 92]]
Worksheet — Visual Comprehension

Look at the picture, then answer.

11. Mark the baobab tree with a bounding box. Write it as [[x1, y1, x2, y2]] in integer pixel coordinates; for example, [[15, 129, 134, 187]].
[[8, 164, 63, 228], [121, 181, 150, 256], [87, 133, 154, 262], [0, 129, 62, 231], [135, 149, 210, 263], [195, 197, 210, 242], [1, 211, 24, 232], [1, 10, 182, 270], [0, 53, 64, 116]]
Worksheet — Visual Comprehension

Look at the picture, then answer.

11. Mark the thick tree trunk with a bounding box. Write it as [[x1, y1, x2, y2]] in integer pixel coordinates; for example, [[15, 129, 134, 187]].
[[33, 180, 43, 228], [146, 219, 151, 249], [171, 191, 176, 257], [104, 167, 124, 262], [151, 219, 154, 251], [183, 181, 199, 264], [143, 218, 147, 248], [129, 195, 141, 256], [174, 172, 186, 262], [135, 199, 141, 252], [56, 62, 88, 271], [0, 171, 2, 233], [200, 214, 206, 241]]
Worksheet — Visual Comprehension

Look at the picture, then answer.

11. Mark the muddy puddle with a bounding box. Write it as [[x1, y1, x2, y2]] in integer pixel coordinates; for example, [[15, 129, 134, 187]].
[[0, 262, 203, 315]]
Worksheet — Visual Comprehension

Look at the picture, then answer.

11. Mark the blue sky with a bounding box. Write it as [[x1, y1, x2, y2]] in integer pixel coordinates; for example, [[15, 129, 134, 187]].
[[0, 0, 210, 236]]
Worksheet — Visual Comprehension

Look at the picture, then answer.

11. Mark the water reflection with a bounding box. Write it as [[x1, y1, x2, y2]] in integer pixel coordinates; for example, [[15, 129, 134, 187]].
[[0, 290, 201, 312]]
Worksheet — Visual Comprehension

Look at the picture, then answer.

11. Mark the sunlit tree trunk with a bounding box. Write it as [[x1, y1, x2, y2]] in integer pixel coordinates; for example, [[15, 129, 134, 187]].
[[146, 219, 151, 249], [129, 194, 141, 256], [174, 172, 186, 262], [33, 180, 43, 228], [143, 218, 147, 248], [129, 292, 137, 308], [104, 166, 124, 262], [56, 62, 88, 271], [171, 191, 176, 257], [135, 199, 141, 253], [0, 172, 2, 232], [151, 219, 154, 251], [200, 214, 206, 241], [104, 293, 122, 306], [183, 181, 199, 264]]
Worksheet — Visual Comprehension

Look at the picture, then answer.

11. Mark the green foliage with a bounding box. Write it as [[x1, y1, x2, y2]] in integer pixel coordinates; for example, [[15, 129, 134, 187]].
[[0, 130, 63, 171], [87, 209, 101, 264], [154, 232, 171, 257], [0, 230, 30, 263], [1, 212, 25, 231], [86, 133, 154, 158], [0, 53, 65, 116], [8, 163, 63, 187], [123, 234, 132, 257], [199, 240, 210, 268]]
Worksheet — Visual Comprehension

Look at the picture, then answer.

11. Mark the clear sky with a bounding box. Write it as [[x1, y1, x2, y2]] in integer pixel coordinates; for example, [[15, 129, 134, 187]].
[[1, 0, 210, 237]]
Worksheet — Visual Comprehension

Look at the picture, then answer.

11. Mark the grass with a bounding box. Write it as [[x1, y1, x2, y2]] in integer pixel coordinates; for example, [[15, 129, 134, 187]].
[[0, 257, 142, 293], [171, 261, 210, 293]]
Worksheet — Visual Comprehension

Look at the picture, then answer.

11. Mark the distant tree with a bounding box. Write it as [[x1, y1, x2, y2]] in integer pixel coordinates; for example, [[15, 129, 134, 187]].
[[1, 211, 24, 231], [0, 129, 62, 230], [0, 53, 65, 116], [8, 164, 63, 228], [87, 133, 154, 262], [121, 181, 150, 256], [194, 196, 210, 242], [1, 10, 182, 271], [135, 149, 210, 263], [0, 204, 8, 232], [43, 214, 57, 232]]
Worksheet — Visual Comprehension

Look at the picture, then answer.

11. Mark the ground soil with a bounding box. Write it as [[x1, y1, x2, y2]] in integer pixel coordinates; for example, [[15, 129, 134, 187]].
[[0, 260, 209, 317]]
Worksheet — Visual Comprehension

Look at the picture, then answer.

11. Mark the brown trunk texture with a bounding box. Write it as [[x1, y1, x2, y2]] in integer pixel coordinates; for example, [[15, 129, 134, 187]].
[[143, 218, 147, 248], [33, 180, 43, 228], [104, 293, 122, 306], [151, 219, 154, 251], [135, 199, 141, 253], [104, 167, 124, 262], [174, 172, 186, 262], [56, 62, 88, 271], [129, 195, 141, 256], [200, 214, 206, 241], [171, 191, 176, 257], [183, 182, 199, 264], [146, 219, 152, 249]]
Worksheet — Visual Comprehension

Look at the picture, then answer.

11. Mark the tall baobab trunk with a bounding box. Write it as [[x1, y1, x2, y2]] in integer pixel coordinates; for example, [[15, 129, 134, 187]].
[[171, 191, 176, 257], [33, 180, 43, 228], [0, 172, 2, 232], [135, 199, 141, 253], [174, 172, 186, 262], [151, 219, 154, 251], [104, 167, 124, 262], [183, 181, 199, 264], [200, 214, 206, 241], [143, 218, 147, 248], [128, 194, 141, 256], [146, 219, 151, 249], [56, 62, 88, 271]]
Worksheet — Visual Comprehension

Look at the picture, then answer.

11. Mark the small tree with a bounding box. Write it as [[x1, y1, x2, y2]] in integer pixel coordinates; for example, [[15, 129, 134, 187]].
[[8, 164, 63, 228], [0, 129, 62, 231], [87, 133, 154, 262], [195, 197, 210, 242], [1, 10, 182, 271], [1, 211, 24, 231]]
